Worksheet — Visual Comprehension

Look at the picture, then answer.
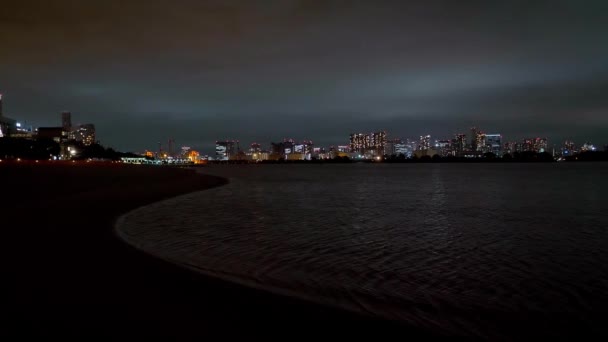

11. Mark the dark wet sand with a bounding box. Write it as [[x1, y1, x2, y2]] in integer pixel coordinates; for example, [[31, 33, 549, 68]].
[[3, 162, 419, 339]]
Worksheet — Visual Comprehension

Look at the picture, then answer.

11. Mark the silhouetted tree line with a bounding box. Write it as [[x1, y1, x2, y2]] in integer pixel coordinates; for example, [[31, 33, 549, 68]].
[[0, 137, 138, 160], [0, 137, 60, 160], [75, 143, 140, 160], [563, 151, 608, 162]]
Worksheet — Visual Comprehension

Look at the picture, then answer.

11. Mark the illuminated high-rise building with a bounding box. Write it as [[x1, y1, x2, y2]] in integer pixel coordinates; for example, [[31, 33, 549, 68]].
[[394, 140, 408, 156], [215, 140, 236, 160], [485, 134, 502, 155], [436, 140, 451, 156], [418, 135, 431, 150], [564, 140, 575, 151], [455, 134, 467, 153], [250, 143, 262, 153], [74, 124, 96, 146], [370, 131, 386, 155], [561, 140, 576, 156], [503, 142, 518, 155], [522, 138, 548, 153], [521, 139, 531, 152], [384, 139, 398, 155], [475, 132, 486, 152], [349, 133, 370, 154], [349, 131, 385, 156]]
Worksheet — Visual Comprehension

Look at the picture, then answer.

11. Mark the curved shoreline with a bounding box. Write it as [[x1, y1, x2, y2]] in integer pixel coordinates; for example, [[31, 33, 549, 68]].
[[4, 163, 412, 339], [113, 171, 416, 331]]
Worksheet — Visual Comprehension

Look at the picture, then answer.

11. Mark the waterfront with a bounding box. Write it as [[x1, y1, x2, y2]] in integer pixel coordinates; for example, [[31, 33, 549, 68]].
[[117, 163, 608, 338]]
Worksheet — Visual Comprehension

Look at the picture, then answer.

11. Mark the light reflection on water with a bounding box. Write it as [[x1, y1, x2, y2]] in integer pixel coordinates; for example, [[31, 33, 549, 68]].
[[117, 163, 608, 338]]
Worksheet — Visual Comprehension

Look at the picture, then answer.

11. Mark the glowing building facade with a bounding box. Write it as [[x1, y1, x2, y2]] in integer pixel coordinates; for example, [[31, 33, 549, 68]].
[[74, 124, 96, 146], [485, 134, 502, 155], [215, 140, 237, 161], [349, 131, 386, 157]]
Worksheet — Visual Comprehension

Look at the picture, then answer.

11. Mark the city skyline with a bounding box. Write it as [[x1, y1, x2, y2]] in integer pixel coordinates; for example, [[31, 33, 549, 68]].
[[1, 1, 607, 152], [1, 93, 605, 158]]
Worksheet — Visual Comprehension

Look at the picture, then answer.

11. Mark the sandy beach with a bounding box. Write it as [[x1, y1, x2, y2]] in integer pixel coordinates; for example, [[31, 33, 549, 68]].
[[3, 162, 413, 339]]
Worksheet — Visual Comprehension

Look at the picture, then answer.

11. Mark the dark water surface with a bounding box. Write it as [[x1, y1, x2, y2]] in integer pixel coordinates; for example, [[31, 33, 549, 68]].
[[117, 163, 608, 338]]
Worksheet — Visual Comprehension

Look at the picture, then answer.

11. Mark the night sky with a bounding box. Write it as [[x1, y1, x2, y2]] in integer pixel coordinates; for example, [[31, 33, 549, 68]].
[[1, 0, 607, 152]]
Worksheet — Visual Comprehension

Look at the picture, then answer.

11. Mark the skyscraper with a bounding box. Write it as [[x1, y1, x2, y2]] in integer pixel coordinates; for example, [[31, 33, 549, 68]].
[[419, 135, 431, 150], [370, 131, 387, 155], [215, 140, 236, 161], [384, 139, 398, 156], [215, 140, 236, 160], [349, 133, 370, 154], [470, 127, 478, 151], [349, 132, 386, 156], [455, 133, 467, 153], [475, 132, 486, 152], [436, 140, 451, 156], [394, 140, 408, 156], [522, 138, 548, 153], [485, 134, 502, 155]]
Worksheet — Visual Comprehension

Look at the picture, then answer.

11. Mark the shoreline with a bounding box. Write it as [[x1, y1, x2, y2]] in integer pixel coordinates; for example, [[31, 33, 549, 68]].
[[4, 163, 417, 339]]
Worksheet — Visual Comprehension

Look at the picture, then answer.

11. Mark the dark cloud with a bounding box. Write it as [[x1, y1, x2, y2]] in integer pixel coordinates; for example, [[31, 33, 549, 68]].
[[1, 0, 607, 152]]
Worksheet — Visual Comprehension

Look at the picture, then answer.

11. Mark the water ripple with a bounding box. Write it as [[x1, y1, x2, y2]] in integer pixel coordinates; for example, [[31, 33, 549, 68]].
[[117, 164, 608, 339]]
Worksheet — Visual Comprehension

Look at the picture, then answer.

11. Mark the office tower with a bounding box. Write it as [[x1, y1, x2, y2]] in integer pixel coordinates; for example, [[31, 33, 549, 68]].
[[384, 139, 396, 155], [337, 145, 350, 153], [436, 140, 451, 156], [475, 132, 486, 152], [522, 138, 548, 153], [485, 134, 502, 155], [470, 127, 478, 150], [394, 140, 408, 156], [215, 140, 236, 161], [455, 134, 467, 153]]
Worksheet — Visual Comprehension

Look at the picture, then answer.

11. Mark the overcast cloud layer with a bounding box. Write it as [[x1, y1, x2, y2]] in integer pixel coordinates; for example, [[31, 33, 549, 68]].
[[1, 0, 607, 152]]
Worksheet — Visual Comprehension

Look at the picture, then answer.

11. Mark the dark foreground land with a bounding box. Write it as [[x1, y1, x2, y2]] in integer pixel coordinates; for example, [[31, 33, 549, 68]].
[[2, 162, 413, 339], [5, 162, 606, 340]]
